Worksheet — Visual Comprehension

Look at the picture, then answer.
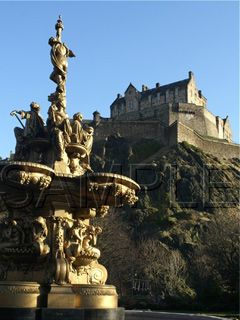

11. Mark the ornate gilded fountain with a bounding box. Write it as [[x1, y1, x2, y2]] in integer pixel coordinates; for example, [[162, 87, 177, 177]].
[[0, 17, 139, 320]]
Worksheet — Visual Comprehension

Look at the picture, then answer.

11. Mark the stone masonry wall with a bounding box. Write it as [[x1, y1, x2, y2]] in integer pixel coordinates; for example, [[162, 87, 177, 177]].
[[91, 116, 240, 159], [168, 121, 239, 159], [94, 120, 166, 144], [112, 102, 225, 140]]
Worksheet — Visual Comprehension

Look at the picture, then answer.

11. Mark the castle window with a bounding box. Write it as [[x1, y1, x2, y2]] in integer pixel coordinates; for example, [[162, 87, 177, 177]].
[[119, 103, 125, 113], [128, 100, 133, 110], [166, 90, 169, 101], [157, 92, 160, 102]]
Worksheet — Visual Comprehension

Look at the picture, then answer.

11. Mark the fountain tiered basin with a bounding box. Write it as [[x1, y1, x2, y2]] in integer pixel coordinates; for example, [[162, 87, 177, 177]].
[[0, 160, 140, 317]]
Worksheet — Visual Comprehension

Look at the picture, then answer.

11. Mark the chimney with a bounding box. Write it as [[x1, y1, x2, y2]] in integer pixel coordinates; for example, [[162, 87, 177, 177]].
[[142, 85, 148, 92], [198, 90, 202, 98], [188, 71, 194, 79], [117, 93, 122, 99], [156, 82, 160, 88]]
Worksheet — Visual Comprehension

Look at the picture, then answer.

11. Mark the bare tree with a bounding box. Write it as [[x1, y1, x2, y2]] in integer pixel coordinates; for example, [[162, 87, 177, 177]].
[[191, 211, 239, 308], [137, 239, 195, 302], [95, 209, 137, 296]]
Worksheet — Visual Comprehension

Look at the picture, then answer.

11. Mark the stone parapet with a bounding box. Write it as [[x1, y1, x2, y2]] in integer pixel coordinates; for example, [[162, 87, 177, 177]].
[[168, 121, 239, 159]]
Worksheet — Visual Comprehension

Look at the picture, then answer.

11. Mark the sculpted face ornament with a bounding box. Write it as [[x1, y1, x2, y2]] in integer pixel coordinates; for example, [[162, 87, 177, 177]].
[[0, 16, 140, 314]]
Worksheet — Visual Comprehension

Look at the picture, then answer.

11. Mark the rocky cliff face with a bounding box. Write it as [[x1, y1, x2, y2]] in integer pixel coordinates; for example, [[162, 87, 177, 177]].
[[91, 136, 239, 310]]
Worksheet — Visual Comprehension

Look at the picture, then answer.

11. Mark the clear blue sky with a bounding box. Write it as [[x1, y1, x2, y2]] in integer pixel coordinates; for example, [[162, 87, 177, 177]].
[[0, 1, 239, 158]]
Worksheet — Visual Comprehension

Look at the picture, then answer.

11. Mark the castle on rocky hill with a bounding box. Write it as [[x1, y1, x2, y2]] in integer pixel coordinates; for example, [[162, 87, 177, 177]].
[[89, 72, 238, 159]]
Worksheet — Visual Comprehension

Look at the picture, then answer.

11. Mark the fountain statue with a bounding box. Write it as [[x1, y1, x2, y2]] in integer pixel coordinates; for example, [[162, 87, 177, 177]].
[[0, 16, 139, 320]]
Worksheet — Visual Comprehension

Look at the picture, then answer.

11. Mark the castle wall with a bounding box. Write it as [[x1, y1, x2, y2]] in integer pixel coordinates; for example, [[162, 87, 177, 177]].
[[114, 103, 170, 125], [174, 88, 187, 103], [94, 120, 166, 143], [222, 119, 232, 141], [116, 102, 214, 138], [168, 121, 239, 159], [203, 109, 232, 141], [112, 99, 229, 142], [116, 110, 140, 121], [92, 118, 238, 160], [95, 100, 233, 147], [156, 104, 169, 126], [203, 108, 218, 137], [168, 103, 208, 136]]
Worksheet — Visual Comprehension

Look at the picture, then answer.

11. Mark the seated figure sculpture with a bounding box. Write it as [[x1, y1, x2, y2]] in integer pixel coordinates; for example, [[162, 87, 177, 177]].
[[71, 113, 94, 155], [82, 126, 94, 156], [11, 102, 45, 160], [11, 101, 94, 175], [68, 114, 94, 174], [71, 112, 84, 144]]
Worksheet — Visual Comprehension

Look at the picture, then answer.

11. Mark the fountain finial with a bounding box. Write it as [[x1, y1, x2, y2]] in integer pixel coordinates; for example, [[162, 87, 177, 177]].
[[55, 15, 64, 42], [48, 16, 75, 110]]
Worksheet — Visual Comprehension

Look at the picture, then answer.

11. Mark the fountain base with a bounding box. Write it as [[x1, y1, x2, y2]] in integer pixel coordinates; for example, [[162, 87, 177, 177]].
[[0, 282, 123, 319]]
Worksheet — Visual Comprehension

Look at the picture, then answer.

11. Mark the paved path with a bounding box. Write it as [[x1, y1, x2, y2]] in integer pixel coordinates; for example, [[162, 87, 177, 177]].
[[125, 310, 228, 320]]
